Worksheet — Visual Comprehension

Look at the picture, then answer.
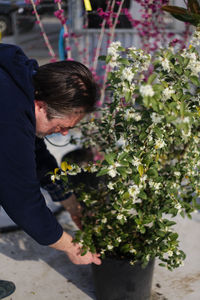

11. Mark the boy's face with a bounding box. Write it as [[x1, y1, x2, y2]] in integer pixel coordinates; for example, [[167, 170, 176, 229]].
[[34, 100, 85, 138]]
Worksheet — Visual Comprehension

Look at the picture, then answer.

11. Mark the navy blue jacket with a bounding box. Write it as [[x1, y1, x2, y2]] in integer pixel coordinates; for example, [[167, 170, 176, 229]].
[[0, 44, 63, 245]]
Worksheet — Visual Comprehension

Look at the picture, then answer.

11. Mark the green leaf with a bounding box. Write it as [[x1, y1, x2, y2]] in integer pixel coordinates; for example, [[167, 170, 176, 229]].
[[133, 174, 140, 185], [118, 58, 130, 65], [138, 165, 144, 177], [157, 230, 166, 237], [96, 168, 109, 177], [140, 226, 146, 234], [117, 167, 128, 178], [161, 5, 189, 15], [106, 55, 112, 64], [105, 153, 116, 164], [190, 75, 200, 86], [60, 175, 68, 183], [159, 263, 166, 267], [169, 233, 179, 241], [139, 132, 147, 141], [138, 190, 147, 200], [125, 91, 132, 102], [164, 220, 177, 227], [174, 65, 183, 75], [98, 55, 106, 61], [147, 74, 157, 84], [180, 102, 185, 118], [171, 13, 199, 25], [147, 168, 158, 178]]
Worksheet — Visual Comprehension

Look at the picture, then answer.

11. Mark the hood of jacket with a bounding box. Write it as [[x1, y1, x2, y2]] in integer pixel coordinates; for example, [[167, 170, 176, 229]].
[[0, 43, 38, 101]]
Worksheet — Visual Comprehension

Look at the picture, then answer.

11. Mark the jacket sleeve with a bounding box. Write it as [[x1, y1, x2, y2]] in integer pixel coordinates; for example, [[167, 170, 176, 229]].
[[0, 122, 63, 245]]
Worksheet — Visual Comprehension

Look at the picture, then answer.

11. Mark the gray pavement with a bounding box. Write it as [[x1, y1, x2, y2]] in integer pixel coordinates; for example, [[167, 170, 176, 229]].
[[0, 212, 200, 300]]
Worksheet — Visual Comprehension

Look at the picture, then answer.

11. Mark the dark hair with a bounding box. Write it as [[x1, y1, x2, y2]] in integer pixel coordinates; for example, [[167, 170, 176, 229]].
[[33, 60, 99, 118]]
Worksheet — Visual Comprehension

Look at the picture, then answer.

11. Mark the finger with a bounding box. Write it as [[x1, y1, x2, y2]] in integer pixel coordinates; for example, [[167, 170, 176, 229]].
[[92, 256, 102, 265]]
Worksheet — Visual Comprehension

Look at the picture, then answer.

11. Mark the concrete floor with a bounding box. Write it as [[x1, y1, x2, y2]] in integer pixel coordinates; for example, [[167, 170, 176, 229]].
[[0, 211, 200, 300]]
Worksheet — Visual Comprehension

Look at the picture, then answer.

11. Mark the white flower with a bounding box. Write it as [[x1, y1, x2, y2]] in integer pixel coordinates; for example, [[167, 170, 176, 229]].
[[140, 84, 154, 97], [121, 81, 135, 94], [107, 41, 121, 67], [90, 165, 98, 172], [134, 113, 142, 121], [117, 136, 126, 147], [182, 48, 200, 75], [125, 108, 135, 119], [107, 41, 121, 56], [102, 217, 107, 223], [146, 254, 150, 261], [151, 113, 163, 124], [108, 167, 117, 178], [117, 214, 123, 220], [129, 248, 137, 254], [122, 67, 134, 83], [116, 237, 122, 243], [154, 182, 162, 190], [183, 117, 190, 123], [125, 109, 141, 121], [132, 156, 141, 167], [108, 162, 120, 178], [167, 250, 173, 257], [128, 184, 140, 200], [162, 87, 174, 100], [107, 182, 114, 190], [175, 203, 182, 212], [155, 138, 166, 149], [83, 194, 90, 202], [51, 174, 60, 182], [107, 244, 113, 250], [161, 58, 170, 72], [140, 174, 147, 183], [174, 171, 181, 177]]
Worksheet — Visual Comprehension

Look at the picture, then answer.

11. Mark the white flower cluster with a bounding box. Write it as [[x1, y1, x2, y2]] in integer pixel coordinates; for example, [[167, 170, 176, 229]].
[[155, 138, 166, 149], [162, 86, 174, 101], [149, 180, 162, 194], [107, 41, 121, 68], [125, 108, 141, 121], [128, 184, 141, 202], [139, 84, 154, 97], [108, 162, 120, 178], [151, 112, 163, 124], [160, 57, 171, 72], [128, 47, 151, 72], [190, 30, 200, 47], [182, 49, 200, 76], [122, 67, 134, 83]]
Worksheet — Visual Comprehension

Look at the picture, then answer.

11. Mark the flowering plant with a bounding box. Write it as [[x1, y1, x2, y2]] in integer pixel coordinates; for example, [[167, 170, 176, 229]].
[[55, 30, 200, 270]]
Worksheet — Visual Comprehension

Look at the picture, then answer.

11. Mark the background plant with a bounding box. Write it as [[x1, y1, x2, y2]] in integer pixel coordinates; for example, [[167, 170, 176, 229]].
[[26, 0, 191, 101]]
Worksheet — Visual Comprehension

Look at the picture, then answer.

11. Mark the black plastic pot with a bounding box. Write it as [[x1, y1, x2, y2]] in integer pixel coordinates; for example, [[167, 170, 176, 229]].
[[92, 258, 155, 300]]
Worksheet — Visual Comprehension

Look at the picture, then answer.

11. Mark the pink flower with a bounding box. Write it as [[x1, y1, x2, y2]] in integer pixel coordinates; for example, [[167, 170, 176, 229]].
[[50, 58, 58, 63]]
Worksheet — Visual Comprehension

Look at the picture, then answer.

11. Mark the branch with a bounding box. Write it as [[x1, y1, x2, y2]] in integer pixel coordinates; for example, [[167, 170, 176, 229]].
[[30, 0, 56, 60]]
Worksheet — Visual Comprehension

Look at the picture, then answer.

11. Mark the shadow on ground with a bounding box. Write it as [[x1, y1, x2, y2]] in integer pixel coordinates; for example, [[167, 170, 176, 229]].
[[0, 213, 96, 299]]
